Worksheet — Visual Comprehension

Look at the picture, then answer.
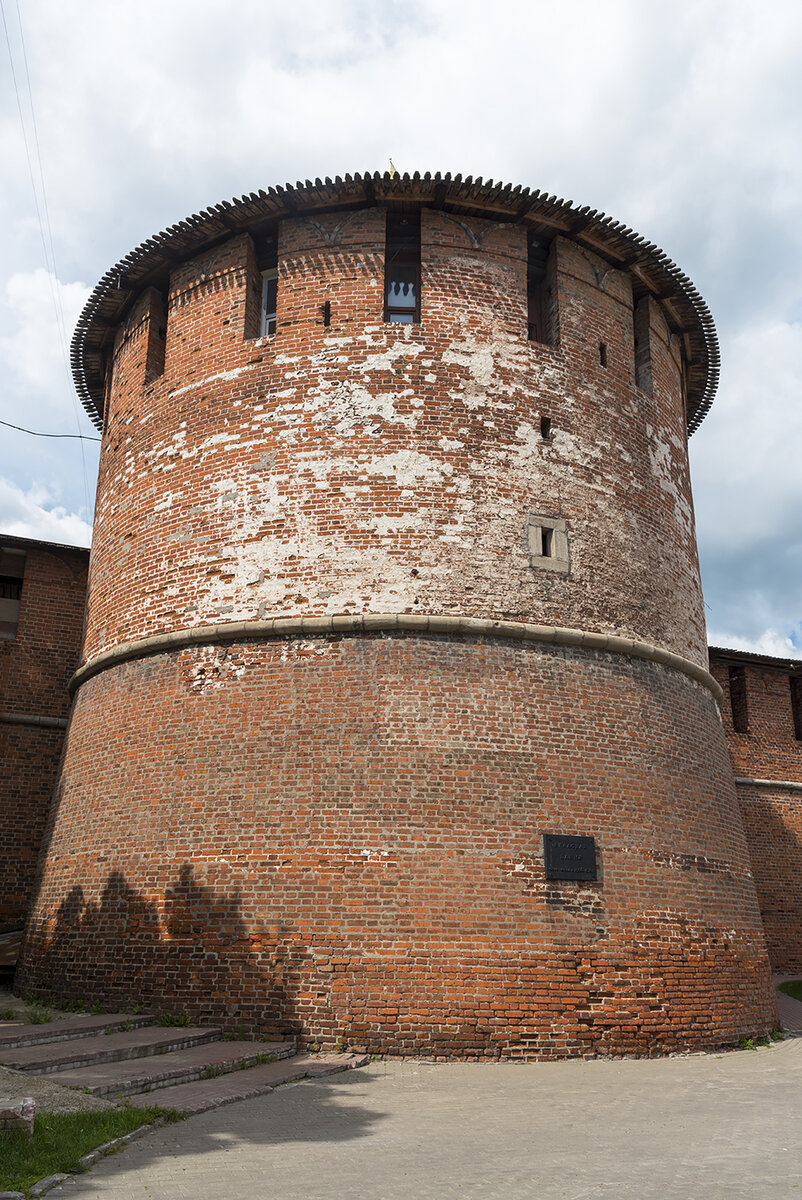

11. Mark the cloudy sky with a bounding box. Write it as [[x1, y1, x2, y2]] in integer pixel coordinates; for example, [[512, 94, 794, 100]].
[[1, 0, 800, 657]]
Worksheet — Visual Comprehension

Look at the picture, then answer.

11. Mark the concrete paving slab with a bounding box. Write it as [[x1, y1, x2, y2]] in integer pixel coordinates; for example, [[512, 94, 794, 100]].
[[0, 1026, 220, 1073], [50, 1040, 293, 1096], [54, 1044, 802, 1200], [125, 1052, 367, 1114]]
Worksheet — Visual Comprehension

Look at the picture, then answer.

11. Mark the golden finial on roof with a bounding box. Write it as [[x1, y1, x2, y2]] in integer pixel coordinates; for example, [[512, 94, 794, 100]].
[[388, 158, 398, 178]]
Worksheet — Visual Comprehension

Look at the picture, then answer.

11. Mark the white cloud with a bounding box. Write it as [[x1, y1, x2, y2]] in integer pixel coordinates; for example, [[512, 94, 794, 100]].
[[0, 269, 90, 395], [708, 627, 802, 661], [0, 478, 92, 547]]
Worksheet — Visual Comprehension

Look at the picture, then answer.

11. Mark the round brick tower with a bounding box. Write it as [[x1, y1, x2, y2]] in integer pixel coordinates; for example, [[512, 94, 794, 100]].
[[19, 172, 777, 1056]]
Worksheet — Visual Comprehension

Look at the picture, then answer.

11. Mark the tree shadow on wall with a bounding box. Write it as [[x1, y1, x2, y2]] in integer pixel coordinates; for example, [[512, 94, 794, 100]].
[[21, 863, 307, 1040], [18, 864, 387, 1154]]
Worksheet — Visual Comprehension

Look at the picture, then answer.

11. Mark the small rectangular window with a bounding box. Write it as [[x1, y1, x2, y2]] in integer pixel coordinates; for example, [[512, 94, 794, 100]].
[[526, 514, 570, 574], [540, 415, 552, 440], [0, 547, 25, 640], [385, 212, 420, 324], [791, 676, 802, 741], [261, 269, 278, 337], [729, 666, 749, 733]]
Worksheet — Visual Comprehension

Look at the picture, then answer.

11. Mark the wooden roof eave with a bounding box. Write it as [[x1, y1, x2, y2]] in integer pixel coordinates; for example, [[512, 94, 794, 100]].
[[72, 172, 719, 435]]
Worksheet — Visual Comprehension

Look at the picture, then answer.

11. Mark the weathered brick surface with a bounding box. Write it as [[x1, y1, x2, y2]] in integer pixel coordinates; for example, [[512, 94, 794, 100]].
[[0, 541, 88, 933], [736, 784, 802, 971], [18, 638, 776, 1056], [84, 211, 707, 667], [18, 202, 777, 1054], [710, 650, 802, 970]]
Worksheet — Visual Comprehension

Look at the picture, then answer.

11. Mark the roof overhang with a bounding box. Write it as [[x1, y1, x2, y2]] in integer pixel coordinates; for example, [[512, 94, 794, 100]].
[[72, 171, 719, 435]]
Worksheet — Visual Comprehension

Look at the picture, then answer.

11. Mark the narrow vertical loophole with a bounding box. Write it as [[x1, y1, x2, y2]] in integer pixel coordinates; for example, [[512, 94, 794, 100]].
[[729, 666, 749, 733], [540, 415, 552, 440], [791, 676, 802, 741], [541, 527, 554, 557], [321, 300, 331, 327], [599, 343, 608, 367]]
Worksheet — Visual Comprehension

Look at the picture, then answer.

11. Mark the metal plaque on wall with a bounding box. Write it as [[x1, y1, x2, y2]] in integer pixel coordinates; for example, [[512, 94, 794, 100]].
[[543, 834, 597, 881]]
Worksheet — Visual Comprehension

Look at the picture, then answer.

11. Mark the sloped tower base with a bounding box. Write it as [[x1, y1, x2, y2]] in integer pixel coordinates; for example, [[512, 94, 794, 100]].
[[19, 633, 776, 1057]]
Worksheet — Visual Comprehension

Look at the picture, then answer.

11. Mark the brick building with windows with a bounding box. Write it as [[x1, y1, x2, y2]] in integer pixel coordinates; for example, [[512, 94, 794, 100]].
[[709, 647, 802, 972], [5, 172, 801, 1057], [0, 536, 89, 936]]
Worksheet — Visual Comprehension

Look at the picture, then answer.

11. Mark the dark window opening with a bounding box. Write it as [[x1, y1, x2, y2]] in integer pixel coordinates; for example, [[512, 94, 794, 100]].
[[0, 547, 25, 640], [385, 211, 420, 324], [261, 271, 278, 336], [633, 295, 654, 396], [527, 233, 551, 344], [257, 233, 278, 337], [599, 342, 608, 367], [541, 527, 554, 557], [791, 676, 802, 741], [729, 666, 749, 733], [321, 300, 331, 327], [540, 415, 552, 440]]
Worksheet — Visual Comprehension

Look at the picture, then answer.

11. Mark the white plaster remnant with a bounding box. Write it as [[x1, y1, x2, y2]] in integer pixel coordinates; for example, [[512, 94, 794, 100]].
[[365, 451, 452, 487], [645, 423, 694, 534], [305, 379, 418, 436], [169, 364, 251, 398]]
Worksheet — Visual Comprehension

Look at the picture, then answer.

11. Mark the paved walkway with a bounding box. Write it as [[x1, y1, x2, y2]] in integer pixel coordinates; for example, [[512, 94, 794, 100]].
[[49, 1040, 802, 1200]]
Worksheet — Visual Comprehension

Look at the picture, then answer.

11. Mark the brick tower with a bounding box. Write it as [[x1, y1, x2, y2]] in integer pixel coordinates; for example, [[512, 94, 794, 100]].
[[18, 172, 778, 1056]]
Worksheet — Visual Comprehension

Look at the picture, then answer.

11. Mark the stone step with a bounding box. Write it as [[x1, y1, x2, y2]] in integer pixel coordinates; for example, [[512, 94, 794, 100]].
[[0, 1011, 156, 1050], [50, 1039, 294, 1097], [0, 1024, 221, 1074], [125, 1052, 369, 1114]]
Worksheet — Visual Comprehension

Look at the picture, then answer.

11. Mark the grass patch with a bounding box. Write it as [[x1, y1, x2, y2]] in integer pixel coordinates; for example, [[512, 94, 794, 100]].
[[157, 1012, 191, 1027], [778, 979, 802, 1003], [0, 1006, 17, 1021], [27, 1008, 54, 1025], [0, 1106, 183, 1195]]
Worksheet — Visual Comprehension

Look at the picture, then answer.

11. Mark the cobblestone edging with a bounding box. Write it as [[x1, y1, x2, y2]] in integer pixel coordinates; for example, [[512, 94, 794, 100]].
[[69, 613, 725, 705]]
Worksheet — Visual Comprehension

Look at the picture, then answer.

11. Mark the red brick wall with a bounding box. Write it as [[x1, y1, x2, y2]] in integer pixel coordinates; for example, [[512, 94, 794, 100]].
[[84, 210, 707, 667], [18, 205, 777, 1053], [18, 638, 776, 1056], [0, 541, 88, 932], [736, 784, 802, 971], [710, 651, 802, 970]]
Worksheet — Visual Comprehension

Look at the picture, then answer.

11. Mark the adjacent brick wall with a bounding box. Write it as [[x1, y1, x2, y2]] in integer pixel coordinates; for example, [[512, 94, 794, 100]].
[[0, 539, 88, 933], [710, 649, 802, 970]]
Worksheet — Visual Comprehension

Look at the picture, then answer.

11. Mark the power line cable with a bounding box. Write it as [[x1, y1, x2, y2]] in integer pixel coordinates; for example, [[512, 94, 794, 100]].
[[1, 418, 100, 441]]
